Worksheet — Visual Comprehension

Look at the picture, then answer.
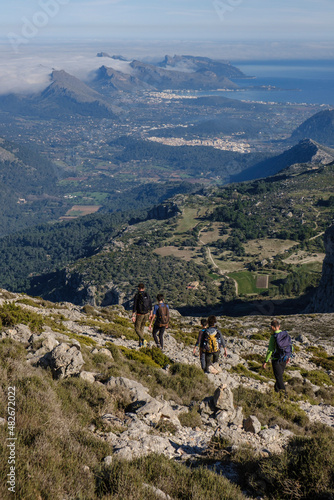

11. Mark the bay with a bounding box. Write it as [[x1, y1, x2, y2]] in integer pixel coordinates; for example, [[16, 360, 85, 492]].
[[201, 60, 334, 106]]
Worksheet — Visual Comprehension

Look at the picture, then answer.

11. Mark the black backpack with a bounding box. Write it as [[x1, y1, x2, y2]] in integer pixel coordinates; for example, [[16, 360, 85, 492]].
[[274, 330, 293, 362], [136, 291, 151, 314], [156, 304, 169, 327]]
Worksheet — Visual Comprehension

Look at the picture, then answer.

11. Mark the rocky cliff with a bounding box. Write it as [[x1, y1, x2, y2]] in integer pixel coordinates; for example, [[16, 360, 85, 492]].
[[306, 224, 334, 313]]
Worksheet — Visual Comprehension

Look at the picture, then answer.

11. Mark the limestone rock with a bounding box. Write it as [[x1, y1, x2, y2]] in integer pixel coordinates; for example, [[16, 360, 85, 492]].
[[103, 456, 113, 466], [4, 324, 32, 343], [91, 347, 113, 358], [243, 415, 261, 434], [105, 376, 151, 402], [213, 385, 234, 412], [80, 371, 97, 383], [48, 343, 84, 379]]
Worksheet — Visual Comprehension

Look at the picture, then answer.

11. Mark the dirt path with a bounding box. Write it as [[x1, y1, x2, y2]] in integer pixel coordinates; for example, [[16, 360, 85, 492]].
[[199, 237, 239, 296]]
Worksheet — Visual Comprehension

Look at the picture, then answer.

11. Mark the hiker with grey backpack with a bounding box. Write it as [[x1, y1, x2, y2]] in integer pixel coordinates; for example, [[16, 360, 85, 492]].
[[262, 318, 293, 393], [200, 315, 227, 374], [149, 293, 169, 350]]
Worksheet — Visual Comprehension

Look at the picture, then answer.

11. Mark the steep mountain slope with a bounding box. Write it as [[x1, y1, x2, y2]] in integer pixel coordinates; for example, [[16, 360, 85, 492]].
[[231, 139, 334, 182], [290, 109, 334, 147], [92, 65, 154, 93], [0, 138, 63, 235], [1, 290, 333, 499], [306, 223, 334, 313], [0, 70, 122, 119], [38, 70, 121, 118]]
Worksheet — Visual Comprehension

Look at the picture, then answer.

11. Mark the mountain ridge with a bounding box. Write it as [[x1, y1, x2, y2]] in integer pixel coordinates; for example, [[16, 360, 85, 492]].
[[231, 139, 334, 182]]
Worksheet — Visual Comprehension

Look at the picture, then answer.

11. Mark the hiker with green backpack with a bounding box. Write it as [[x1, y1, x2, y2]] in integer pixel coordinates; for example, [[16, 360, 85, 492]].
[[262, 318, 293, 393], [149, 293, 169, 350], [200, 315, 227, 374]]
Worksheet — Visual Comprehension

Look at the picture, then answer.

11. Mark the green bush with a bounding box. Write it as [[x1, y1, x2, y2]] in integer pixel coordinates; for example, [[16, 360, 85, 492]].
[[154, 417, 178, 435], [119, 347, 161, 368], [95, 454, 246, 500], [301, 369, 334, 387], [253, 424, 334, 499], [178, 405, 202, 429], [233, 386, 309, 431], [230, 363, 271, 382], [0, 302, 44, 331], [310, 356, 334, 371], [140, 346, 171, 367], [306, 346, 328, 358]]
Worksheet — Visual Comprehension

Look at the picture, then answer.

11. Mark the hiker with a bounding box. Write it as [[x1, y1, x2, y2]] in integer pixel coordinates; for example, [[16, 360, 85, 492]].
[[193, 318, 207, 371], [262, 318, 292, 393], [201, 315, 227, 374], [132, 283, 152, 347], [149, 293, 169, 350]]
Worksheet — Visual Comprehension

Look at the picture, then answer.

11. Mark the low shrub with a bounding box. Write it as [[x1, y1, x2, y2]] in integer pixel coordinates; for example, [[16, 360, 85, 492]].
[[251, 424, 334, 499], [306, 346, 328, 358], [233, 386, 309, 431], [154, 417, 178, 435], [301, 369, 334, 387], [310, 356, 334, 372], [140, 346, 171, 367], [178, 404, 202, 429], [230, 363, 271, 382], [119, 347, 161, 368], [95, 453, 246, 500]]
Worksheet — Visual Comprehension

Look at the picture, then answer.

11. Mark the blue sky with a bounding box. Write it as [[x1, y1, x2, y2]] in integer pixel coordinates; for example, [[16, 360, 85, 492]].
[[2, 0, 334, 42]]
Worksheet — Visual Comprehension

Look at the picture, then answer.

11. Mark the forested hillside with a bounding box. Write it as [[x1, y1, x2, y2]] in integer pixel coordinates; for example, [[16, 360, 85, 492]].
[[0, 158, 332, 313]]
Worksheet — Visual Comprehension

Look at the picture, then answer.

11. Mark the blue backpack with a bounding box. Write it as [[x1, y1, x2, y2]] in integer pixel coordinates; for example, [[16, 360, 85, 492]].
[[274, 330, 293, 362]]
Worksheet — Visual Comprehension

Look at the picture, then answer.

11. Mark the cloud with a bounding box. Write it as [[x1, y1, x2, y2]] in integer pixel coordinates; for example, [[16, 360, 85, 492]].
[[0, 48, 133, 94]]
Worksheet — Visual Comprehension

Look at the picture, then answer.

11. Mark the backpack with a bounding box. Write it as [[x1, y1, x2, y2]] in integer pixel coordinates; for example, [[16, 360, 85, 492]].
[[156, 304, 169, 327], [274, 330, 293, 362], [137, 291, 151, 314], [202, 328, 221, 353]]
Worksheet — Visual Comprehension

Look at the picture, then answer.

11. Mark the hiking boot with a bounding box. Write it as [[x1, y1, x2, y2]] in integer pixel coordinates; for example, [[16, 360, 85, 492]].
[[143, 339, 148, 347]]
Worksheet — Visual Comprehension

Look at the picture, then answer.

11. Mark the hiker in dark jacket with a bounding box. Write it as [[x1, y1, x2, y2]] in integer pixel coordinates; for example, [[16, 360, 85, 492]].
[[201, 315, 227, 374], [262, 318, 290, 393], [132, 283, 152, 347], [193, 318, 207, 370], [149, 293, 169, 350]]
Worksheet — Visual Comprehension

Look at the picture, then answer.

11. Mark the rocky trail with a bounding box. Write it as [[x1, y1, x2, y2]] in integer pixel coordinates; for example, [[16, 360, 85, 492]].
[[1, 290, 334, 487]]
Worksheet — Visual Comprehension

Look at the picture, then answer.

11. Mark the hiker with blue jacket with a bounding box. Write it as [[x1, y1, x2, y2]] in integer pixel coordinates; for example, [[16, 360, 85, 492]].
[[262, 318, 292, 393], [200, 315, 227, 374]]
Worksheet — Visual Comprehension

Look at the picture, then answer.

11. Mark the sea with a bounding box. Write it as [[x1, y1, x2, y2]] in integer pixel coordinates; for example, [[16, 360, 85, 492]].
[[200, 60, 334, 107]]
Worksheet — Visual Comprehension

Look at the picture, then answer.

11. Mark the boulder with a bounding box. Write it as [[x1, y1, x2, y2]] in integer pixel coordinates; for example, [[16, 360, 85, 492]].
[[91, 347, 113, 358], [243, 415, 261, 434], [4, 324, 32, 343], [80, 371, 97, 383], [213, 385, 234, 412], [105, 376, 151, 402], [48, 343, 84, 379]]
